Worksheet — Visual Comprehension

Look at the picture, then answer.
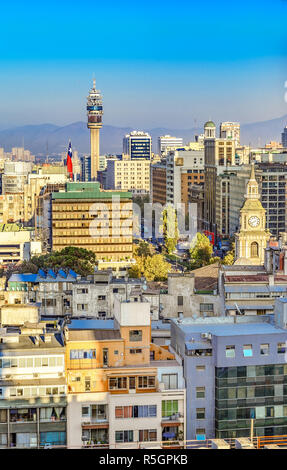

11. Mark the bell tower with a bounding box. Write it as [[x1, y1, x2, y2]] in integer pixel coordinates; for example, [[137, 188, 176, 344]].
[[234, 163, 270, 265]]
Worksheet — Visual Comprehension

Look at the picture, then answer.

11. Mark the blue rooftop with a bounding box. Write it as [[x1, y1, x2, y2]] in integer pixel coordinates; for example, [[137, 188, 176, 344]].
[[174, 320, 286, 337], [68, 319, 114, 330], [8, 273, 38, 283]]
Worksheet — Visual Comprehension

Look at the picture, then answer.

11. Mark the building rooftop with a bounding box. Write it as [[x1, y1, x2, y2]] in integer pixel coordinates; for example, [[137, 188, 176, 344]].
[[52, 182, 131, 200], [68, 319, 114, 330], [67, 329, 121, 342], [193, 263, 219, 291], [173, 317, 286, 337], [225, 274, 287, 283]]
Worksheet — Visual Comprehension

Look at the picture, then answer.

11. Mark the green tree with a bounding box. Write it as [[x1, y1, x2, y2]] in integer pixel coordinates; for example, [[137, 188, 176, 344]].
[[162, 205, 179, 254], [223, 241, 235, 265], [29, 246, 97, 276], [143, 254, 171, 281], [134, 240, 155, 257], [189, 232, 213, 267], [128, 253, 171, 281]]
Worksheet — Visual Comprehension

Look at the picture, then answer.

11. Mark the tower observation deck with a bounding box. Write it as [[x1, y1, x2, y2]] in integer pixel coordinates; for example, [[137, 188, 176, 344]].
[[87, 79, 103, 180]]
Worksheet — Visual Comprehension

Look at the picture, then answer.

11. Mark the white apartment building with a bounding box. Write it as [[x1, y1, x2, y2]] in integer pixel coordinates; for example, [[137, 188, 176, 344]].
[[158, 135, 183, 156], [105, 158, 150, 195]]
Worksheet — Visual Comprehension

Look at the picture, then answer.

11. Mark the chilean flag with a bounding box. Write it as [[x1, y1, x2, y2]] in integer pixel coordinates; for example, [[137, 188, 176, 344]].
[[66, 141, 73, 179]]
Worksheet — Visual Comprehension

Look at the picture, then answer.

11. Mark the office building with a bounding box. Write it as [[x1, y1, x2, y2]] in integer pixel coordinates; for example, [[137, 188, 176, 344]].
[[171, 314, 287, 440], [158, 135, 183, 156], [151, 160, 167, 206], [80, 156, 91, 182], [204, 121, 236, 233], [258, 162, 287, 238], [123, 132, 152, 160], [220, 122, 240, 147], [105, 157, 150, 195], [282, 126, 287, 148], [50, 182, 133, 270], [166, 149, 204, 210], [87, 79, 103, 180]]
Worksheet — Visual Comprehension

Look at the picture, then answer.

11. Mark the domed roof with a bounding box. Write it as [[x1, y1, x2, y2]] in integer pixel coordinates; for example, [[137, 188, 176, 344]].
[[204, 121, 216, 128]]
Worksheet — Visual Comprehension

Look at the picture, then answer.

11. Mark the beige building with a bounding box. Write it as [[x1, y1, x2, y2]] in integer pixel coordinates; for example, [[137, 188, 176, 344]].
[[0, 163, 68, 225], [0, 224, 40, 264], [51, 182, 133, 269], [105, 157, 150, 195], [235, 164, 271, 265], [65, 297, 186, 449], [204, 121, 236, 232]]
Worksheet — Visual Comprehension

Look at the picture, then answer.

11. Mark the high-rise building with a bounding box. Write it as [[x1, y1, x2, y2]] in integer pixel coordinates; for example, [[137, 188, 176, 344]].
[[282, 125, 287, 148], [166, 149, 204, 211], [220, 122, 240, 147], [151, 160, 167, 206], [80, 156, 91, 182], [204, 121, 236, 233], [87, 80, 103, 180], [105, 157, 150, 195], [158, 135, 183, 156], [50, 182, 133, 270], [258, 162, 287, 238], [171, 313, 287, 440], [123, 131, 152, 160]]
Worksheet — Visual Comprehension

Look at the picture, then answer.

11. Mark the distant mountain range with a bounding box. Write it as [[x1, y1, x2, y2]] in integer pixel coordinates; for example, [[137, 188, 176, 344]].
[[0, 114, 286, 155]]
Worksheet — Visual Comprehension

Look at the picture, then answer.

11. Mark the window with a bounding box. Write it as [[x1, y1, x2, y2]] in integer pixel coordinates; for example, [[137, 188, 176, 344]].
[[196, 408, 205, 419], [85, 377, 91, 392], [130, 349, 142, 354], [138, 376, 155, 389], [196, 365, 206, 372], [177, 296, 183, 306], [251, 242, 259, 257], [196, 428, 206, 440], [109, 377, 127, 390], [82, 407, 89, 417], [77, 304, 88, 311], [139, 430, 157, 442], [200, 303, 214, 313], [70, 349, 96, 360], [115, 405, 157, 419], [162, 400, 178, 418], [115, 430, 133, 443], [243, 344, 253, 357], [226, 345, 235, 358], [129, 377, 136, 389], [260, 344, 269, 356], [161, 374, 178, 390], [129, 330, 142, 342], [278, 342, 286, 354], [196, 387, 205, 399]]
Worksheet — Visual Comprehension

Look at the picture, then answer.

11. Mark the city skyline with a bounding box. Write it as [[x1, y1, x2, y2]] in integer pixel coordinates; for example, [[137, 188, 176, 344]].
[[0, 0, 286, 129]]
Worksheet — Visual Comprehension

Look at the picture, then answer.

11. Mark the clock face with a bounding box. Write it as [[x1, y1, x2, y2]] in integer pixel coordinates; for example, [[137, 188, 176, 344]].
[[248, 216, 260, 227]]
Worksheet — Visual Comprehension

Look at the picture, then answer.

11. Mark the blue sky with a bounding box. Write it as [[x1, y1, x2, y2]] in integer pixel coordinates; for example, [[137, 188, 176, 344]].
[[0, 0, 286, 129]]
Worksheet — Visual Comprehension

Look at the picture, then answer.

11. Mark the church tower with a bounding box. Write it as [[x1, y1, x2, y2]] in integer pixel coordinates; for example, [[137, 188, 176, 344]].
[[234, 163, 270, 265]]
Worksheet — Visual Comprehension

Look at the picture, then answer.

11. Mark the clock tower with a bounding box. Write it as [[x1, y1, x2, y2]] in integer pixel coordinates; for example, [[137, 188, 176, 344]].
[[234, 163, 270, 265]]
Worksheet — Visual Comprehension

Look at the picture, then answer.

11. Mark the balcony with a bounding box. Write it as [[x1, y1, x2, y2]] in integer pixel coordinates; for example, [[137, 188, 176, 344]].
[[161, 413, 184, 426]]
